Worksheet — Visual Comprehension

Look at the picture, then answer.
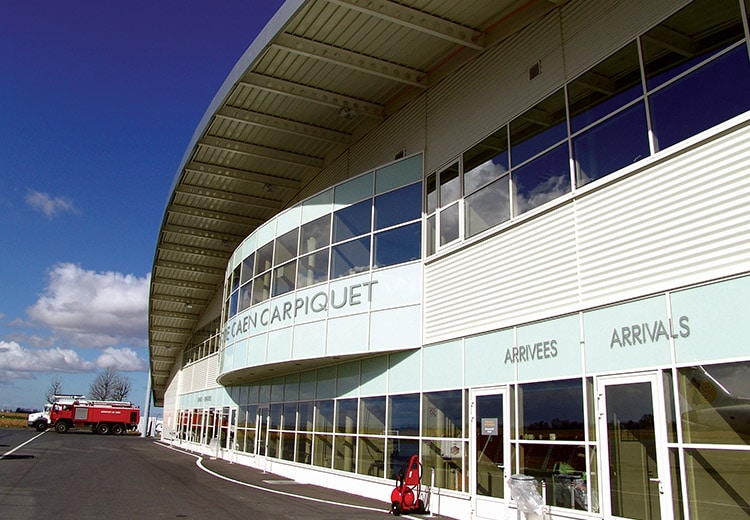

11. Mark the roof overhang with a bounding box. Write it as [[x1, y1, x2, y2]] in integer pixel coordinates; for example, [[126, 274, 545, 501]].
[[149, 0, 566, 407]]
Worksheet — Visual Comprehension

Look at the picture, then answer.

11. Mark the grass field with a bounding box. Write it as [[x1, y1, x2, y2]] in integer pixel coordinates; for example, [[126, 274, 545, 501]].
[[0, 412, 29, 429]]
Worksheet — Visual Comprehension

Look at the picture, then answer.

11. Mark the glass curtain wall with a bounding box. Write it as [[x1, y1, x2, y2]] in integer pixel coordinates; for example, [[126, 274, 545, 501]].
[[426, 0, 750, 255]]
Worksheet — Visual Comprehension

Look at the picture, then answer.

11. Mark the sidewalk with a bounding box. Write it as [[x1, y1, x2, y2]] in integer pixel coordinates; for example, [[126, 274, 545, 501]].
[[198, 453, 456, 519]]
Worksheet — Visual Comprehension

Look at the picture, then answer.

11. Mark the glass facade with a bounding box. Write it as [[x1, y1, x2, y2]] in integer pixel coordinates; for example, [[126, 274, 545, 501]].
[[426, 0, 750, 253]]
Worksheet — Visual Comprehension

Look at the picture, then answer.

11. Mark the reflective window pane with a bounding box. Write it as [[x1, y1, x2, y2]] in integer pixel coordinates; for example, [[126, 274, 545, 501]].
[[336, 399, 358, 434], [511, 88, 567, 166], [251, 271, 271, 305], [678, 363, 750, 445], [360, 397, 386, 435], [300, 214, 331, 255], [512, 143, 570, 216], [238, 284, 252, 312], [241, 255, 254, 285], [315, 400, 334, 433], [422, 390, 463, 438], [641, 0, 745, 90], [331, 237, 370, 279], [255, 241, 274, 275], [374, 222, 421, 268], [313, 434, 332, 468], [334, 435, 356, 472], [426, 172, 437, 214], [298, 401, 313, 432], [685, 448, 750, 519], [422, 439, 465, 491], [519, 379, 584, 441], [465, 175, 510, 238], [440, 203, 460, 245], [375, 182, 421, 230], [568, 41, 643, 133], [296, 433, 312, 464], [358, 436, 385, 477], [518, 444, 588, 510], [426, 214, 436, 257], [439, 162, 461, 207], [464, 126, 509, 195], [231, 265, 241, 292], [574, 102, 649, 187], [389, 393, 419, 436], [333, 199, 371, 243], [274, 228, 299, 266], [649, 45, 750, 152], [272, 260, 296, 297], [297, 249, 329, 288]]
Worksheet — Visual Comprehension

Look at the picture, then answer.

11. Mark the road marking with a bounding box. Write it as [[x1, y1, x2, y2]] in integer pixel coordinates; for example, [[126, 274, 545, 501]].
[[0, 430, 46, 461], [156, 442, 422, 518]]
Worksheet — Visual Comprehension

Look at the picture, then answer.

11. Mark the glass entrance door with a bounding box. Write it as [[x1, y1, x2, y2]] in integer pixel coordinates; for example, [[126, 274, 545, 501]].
[[597, 373, 673, 519], [471, 387, 510, 520]]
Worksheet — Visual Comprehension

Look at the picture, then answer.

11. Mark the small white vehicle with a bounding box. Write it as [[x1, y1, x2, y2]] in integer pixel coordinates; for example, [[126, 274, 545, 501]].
[[27, 394, 87, 432]]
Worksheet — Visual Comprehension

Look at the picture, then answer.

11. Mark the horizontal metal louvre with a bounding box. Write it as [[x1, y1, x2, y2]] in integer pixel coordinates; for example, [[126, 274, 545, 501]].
[[424, 204, 580, 343], [577, 121, 750, 306]]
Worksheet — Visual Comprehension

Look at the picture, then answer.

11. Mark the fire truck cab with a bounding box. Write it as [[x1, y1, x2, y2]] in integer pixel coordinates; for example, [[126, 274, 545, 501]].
[[51, 399, 140, 435]]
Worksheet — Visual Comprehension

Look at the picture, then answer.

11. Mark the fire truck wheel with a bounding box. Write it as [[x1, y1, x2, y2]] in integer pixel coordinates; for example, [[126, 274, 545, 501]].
[[111, 423, 125, 435], [55, 421, 69, 433], [34, 420, 48, 432], [97, 423, 111, 435]]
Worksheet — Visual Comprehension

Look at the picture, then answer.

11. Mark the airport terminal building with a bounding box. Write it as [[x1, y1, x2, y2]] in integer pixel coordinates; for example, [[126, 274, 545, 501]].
[[149, 0, 750, 518]]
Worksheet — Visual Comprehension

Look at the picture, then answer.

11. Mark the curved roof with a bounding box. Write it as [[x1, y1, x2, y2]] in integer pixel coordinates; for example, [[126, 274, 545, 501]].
[[148, 0, 563, 406]]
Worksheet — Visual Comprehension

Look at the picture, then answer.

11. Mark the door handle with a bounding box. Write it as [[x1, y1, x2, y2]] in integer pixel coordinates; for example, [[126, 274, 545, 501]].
[[649, 478, 664, 494]]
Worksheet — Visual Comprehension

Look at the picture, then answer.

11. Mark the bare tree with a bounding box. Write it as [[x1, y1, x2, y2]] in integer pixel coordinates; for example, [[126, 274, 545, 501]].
[[89, 367, 131, 401], [45, 375, 64, 403]]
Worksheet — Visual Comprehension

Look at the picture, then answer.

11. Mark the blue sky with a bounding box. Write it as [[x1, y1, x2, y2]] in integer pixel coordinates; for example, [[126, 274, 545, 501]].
[[0, 1, 284, 412]]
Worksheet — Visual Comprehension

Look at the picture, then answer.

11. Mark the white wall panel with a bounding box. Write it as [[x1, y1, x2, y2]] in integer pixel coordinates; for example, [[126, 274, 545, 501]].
[[426, 11, 565, 173], [424, 204, 580, 344], [577, 121, 750, 307], [349, 96, 426, 176]]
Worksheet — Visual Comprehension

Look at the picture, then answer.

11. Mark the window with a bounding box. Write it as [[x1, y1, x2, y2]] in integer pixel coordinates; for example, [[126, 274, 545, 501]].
[[300, 214, 331, 255], [331, 237, 371, 279], [333, 199, 371, 242], [389, 394, 420, 436], [375, 183, 421, 230], [649, 45, 750, 151], [574, 103, 649, 187], [274, 228, 299, 266], [512, 143, 570, 216], [422, 391, 463, 438], [510, 88, 567, 167], [297, 249, 329, 288], [374, 222, 421, 268], [518, 379, 584, 441]]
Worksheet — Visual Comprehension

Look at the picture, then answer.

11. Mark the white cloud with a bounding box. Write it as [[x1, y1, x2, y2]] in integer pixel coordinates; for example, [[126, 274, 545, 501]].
[[96, 347, 147, 372], [25, 190, 79, 218], [26, 263, 150, 347], [0, 340, 95, 383]]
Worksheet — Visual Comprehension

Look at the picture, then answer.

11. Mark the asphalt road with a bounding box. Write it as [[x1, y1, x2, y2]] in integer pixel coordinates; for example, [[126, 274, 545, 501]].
[[0, 428, 412, 520]]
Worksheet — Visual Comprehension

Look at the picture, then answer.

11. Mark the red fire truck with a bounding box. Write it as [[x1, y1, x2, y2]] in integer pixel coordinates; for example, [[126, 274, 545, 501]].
[[50, 399, 140, 435]]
